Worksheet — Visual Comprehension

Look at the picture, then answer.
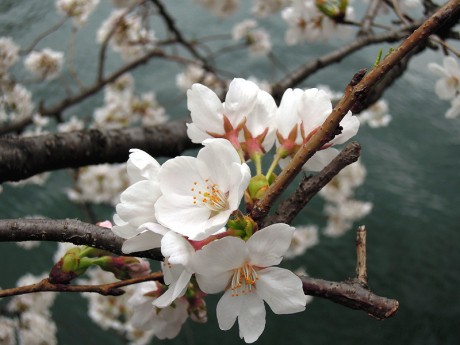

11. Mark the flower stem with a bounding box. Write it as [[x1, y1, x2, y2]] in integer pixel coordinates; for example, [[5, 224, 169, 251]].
[[253, 153, 262, 175], [265, 149, 283, 179]]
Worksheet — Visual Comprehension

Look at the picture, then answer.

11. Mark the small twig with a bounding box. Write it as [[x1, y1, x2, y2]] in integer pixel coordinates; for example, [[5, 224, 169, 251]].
[[429, 36, 460, 56], [0, 272, 163, 298], [356, 225, 368, 287], [21, 17, 68, 54], [359, 0, 383, 36], [66, 26, 85, 90]]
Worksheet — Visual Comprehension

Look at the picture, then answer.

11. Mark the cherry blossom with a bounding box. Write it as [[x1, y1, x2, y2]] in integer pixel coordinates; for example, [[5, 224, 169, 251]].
[[24, 48, 64, 81], [276, 87, 360, 172], [192, 224, 307, 343], [187, 78, 277, 157], [155, 138, 250, 240], [428, 56, 460, 100], [128, 281, 189, 339]]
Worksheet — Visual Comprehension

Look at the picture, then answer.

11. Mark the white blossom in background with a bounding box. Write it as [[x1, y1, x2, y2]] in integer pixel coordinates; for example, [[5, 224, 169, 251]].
[[284, 225, 319, 259], [22, 114, 50, 137], [251, 0, 290, 17], [282, 0, 353, 45], [319, 160, 367, 203], [194, 0, 239, 17], [0, 316, 17, 345], [428, 56, 460, 100], [56, 0, 100, 27], [132, 92, 169, 126], [105, 73, 135, 103], [67, 163, 129, 205], [192, 224, 307, 343], [1, 83, 33, 122], [359, 99, 392, 128], [16, 241, 41, 250], [324, 200, 372, 237], [79, 268, 155, 344], [128, 281, 189, 339], [155, 139, 250, 240], [446, 94, 460, 119], [232, 20, 271, 56], [176, 64, 223, 94], [0, 37, 19, 74], [97, 10, 156, 61], [17, 312, 58, 345], [24, 48, 64, 81], [7, 273, 56, 315], [57, 115, 85, 132], [93, 101, 131, 129], [6, 273, 58, 345]]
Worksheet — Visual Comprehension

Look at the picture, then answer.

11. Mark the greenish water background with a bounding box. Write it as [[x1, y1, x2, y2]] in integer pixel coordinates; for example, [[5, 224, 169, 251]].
[[1, 1, 460, 344]]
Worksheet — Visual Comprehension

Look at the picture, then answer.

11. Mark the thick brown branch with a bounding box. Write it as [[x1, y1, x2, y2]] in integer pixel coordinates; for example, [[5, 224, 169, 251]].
[[0, 118, 195, 183], [251, 0, 460, 222], [0, 219, 163, 261], [0, 272, 163, 298], [262, 142, 361, 227], [0, 218, 398, 317], [302, 277, 398, 320]]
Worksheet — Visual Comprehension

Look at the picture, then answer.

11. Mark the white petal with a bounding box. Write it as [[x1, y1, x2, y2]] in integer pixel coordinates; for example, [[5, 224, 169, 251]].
[[192, 236, 246, 275], [300, 88, 332, 135], [303, 148, 339, 172], [224, 78, 259, 124], [247, 224, 294, 267], [186, 122, 211, 143], [111, 214, 140, 239], [153, 268, 192, 308], [428, 62, 448, 78], [444, 56, 460, 77], [331, 111, 360, 145], [195, 271, 233, 293], [161, 231, 195, 268], [187, 83, 224, 134], [256, 267, 307, 314], [237, 292, 266, 343], [127, 149, 160, 183], [217, 289, 242, 331], [276, 88, 302, 138], [121, 230, 163, 253], [245, 90, 276, 138], [116, 180, 160, 226], [435, 79, 457, 100]]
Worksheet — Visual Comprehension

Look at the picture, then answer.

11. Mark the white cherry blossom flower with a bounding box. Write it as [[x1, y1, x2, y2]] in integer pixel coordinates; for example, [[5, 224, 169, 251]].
[[359, 99, 392, 128], [428, 56, 460, 100], [0, 37, 19, 73], [56, 0, 100, 27], [194, 0, 239, 17], [24, 48, 64, 81], [446, 94, 460, 119], [276, 88, 360, 172], [128, 281, 189, 339], [252, 0, 290, 17], [232, 20, 271, 56], [111, 149, 167, 252], [284, 225, 319, 259], [187, 78, 277, 155], [155, 138, 250, 240], [192, 224, 307, 343]]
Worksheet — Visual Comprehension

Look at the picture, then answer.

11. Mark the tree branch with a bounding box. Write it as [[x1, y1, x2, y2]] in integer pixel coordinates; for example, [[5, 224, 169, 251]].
[[0, 219, 163, 261], [251, 0, 460, 222], [262, 142, 361, 227], [0, 118, 195, 183], [0, 272, 163, 298], [0, 218, 397, 318]]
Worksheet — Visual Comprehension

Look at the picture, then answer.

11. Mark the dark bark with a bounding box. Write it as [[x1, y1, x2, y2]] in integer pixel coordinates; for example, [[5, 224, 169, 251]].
[[0, 119, 196, 183]]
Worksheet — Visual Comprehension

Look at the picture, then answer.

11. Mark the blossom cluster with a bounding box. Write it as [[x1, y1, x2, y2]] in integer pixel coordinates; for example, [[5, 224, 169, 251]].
[[108, 77, 362, 342], [429, 56, 460, 119]]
